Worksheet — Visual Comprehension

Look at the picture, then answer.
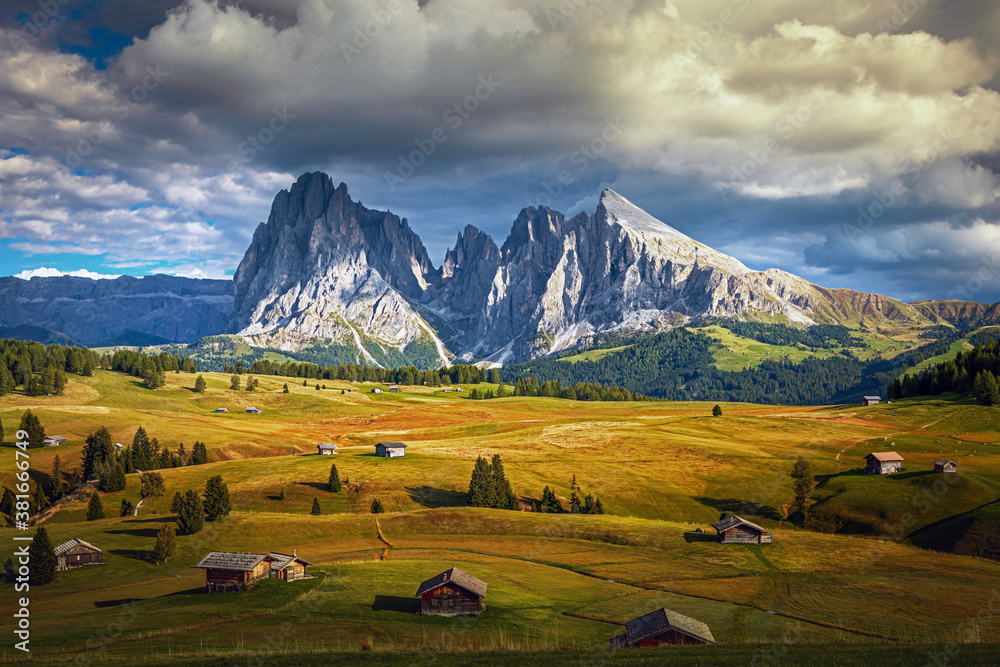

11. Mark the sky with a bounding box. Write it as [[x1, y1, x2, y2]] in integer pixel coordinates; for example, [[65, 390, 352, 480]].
[[0, 0, 998, 303]]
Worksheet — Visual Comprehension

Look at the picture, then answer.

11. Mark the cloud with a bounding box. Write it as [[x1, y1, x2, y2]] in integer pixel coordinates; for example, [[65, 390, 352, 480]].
[[0, 0, 997, 302], [13, 267, 122, 280]]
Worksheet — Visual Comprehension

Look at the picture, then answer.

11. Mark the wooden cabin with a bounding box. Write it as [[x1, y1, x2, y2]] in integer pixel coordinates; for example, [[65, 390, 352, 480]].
[[389, 386, 400, 393], [375, 442, 407, 458], [934, 459, 958, 473], [415, 567, 487, 616], [371, 388, 383, 394], [317, 443, 338, 455], [245, 407, 262, 414], [610, 608, 715, 648], [862, 396, 882, 406], [267, 552, 313, 581], [865, 451, 903, 475], [194, 552, 272, 592], [43, 436, 67, 447], [54, 538, 104, 571], [710, 515, 773, 544]]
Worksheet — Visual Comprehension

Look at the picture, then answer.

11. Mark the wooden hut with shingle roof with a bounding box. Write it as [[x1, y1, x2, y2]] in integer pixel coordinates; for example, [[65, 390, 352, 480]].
[[415, 567, 487, 616], [610, 607, 715, 648], [934, 459, 958, 473], [711, 515, 773, 544], [865, 451, 903, 475], [194, 552, 272, 592], [267, 552, 313, 581], [54, 538, 104, 571]]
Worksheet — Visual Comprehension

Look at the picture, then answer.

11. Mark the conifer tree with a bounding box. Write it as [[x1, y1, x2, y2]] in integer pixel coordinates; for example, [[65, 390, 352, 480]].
[[570, 491, 582, 514], [583, 494, 597, 514], [311, 497, 322, 515], [283, 383, 289, 393], [86, 491, 104, 521], [101, 463, 126, 493], [28, 527, 58, 585], [230, 374, 241, 391], [328, 463, 342, 492], [467, 456, 496, 507], [120, 498, 134, 517], [541, 486, 561, 513], [713, 404, 723, 417], [32, 482, 47, 514], [203, 475, 232, 520], [790, 456, 814, 526], [82, 426, 113, 480], [177, 490, 205, 535], [131, 426, 153, 471], [18, 409, 46, 449], [279, 488, 286, 500], [140, 471, 165, 500], [153, 523, 176, 563], [595, 497, 605, 514], [194, 375, 207, 393], [170, 491, 183, 513], [51, 455, 64, 498], [370, 498, 384, 514], [246, 375, 255, 392], [974, 371, 1000, 407]]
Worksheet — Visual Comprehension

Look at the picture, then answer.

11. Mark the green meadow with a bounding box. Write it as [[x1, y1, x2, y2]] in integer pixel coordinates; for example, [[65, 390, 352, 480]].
[[1, 369, 999, 664]]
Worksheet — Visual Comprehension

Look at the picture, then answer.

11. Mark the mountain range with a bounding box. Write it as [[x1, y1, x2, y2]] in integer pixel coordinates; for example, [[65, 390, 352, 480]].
[[3, 171, 998, 366]]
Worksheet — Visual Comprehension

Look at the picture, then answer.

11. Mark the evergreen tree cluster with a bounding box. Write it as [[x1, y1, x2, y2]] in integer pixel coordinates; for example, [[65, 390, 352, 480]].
[[0, 339, 97, 397], [174, 476, 232, 534], [887, 337, 1000, 406], [467, 454, 519, 510], [109, 348, 196, 388], [82, 425, 208, 489], [568, 476, 605, 515], [511, 376, 648, 402], [701, 319, 860, 349]]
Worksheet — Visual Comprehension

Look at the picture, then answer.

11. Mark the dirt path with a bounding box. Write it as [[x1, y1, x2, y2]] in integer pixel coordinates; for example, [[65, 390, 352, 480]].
[[375, 517, 392, 560]]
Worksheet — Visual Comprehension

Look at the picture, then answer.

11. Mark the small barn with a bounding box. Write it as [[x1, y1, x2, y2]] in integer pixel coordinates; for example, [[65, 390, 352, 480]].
[[375, 442, 407, 458], [711, 515, 773, 544], [415, 567, 487, 616], [865, 451, 903, 475], [212, 408, 229, 413], [114, 443, 124, 451], [610, 608, 715, 648], [389, 386, 400, 393], [862, 396, 882, 406], [456, 388, 464, 393], [317, 443, 338, 455], [443, 388, 453, 393], [43, 436, 67, 447], [371, 388, 383, 394], [267, 552, 313, 581], [246, 407, 262, 414], [934, 459, 958, 473], [194, 552, 272, 592], [54, 538, 104, 571]]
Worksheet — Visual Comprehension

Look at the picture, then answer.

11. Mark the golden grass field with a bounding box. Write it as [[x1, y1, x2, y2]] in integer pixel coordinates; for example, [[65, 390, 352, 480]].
[[1, 369, 999, 664]]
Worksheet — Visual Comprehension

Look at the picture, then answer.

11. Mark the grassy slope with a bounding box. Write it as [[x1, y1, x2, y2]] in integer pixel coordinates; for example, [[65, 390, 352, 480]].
[[2, 371, 1000, 660]]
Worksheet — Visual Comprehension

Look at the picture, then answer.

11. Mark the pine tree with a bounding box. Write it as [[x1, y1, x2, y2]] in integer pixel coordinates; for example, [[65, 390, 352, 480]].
[[0, 487, 14, 518], [490, 454, 517, 510], [370, 498, 384, 514], [329, 463, 342, 493], [28, 527, 58, 585], [140, 471, 165, 500], [713, 404, 723, 417], [194, 375, 207, 393], [311, 497, 321, 515], [32, 482, 47, 514], [790, 456, 814, 526], [51, 455, 64, 499], [190, 441, 208, 465], [595, 497, 605, 514], [283, 383, 289, 393], [120, 498, 134, 517], [170, 491, 183, 512], [974, 371, 1000, 407], [177, 490, 205, 535], [230, 374, 241, 391], [541, 486, 561, 513], [131, 426, 153, 471], [246, 375, 255, 392], [82, 426, 113, 479], [101, 463, 126, 492], [583, 494, 597, 514], [467, 456, 495, 507], [203, 475, 232, 521], [570, 491, 582, 513], [152, 523, 176, 563], [86, 491, 105, 521], [279, 488, 286, 500], [18, 409, 46, 449]]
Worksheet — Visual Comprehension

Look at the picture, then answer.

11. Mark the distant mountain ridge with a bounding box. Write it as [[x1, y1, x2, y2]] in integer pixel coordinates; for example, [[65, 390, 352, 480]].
[[3, 172, 999, 365]]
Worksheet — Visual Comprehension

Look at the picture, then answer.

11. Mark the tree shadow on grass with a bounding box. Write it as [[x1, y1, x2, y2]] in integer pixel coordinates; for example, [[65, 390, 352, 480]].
[[405, 486, 468, 509], [889, 470, 933, 480], [692, 497, 782, 522], [94, 598, 144, 608], [107, 526, 162, 538], [166, 586, 208, 597], [372, 595, 420, 613], [296, 481, 329, 493], [109, 548, 152, 562], [683, 532, 717, 543]]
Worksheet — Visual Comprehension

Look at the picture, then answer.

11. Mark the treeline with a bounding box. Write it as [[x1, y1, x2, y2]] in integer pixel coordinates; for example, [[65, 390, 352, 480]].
[[887, 337, 1000, 406], [503, 328, 969, 405], [230, 358, 492, 386], [511, 376, 650, 402], [702, 319, 861, 349], [0, 339, 100, 396], [110, 349, 198, 388]]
